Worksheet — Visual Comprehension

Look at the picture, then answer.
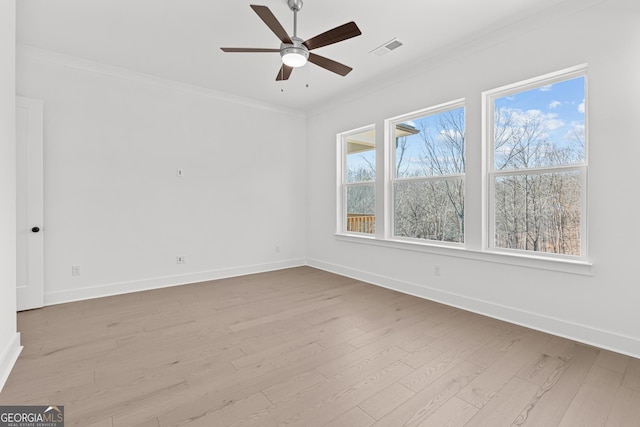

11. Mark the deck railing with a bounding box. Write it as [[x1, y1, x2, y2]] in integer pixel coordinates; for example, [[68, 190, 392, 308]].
[[346, 214, 375, 234]]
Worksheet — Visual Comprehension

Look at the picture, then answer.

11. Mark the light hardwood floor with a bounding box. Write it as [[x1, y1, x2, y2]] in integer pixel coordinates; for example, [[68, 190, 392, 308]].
[[1, 266, 639, 426]]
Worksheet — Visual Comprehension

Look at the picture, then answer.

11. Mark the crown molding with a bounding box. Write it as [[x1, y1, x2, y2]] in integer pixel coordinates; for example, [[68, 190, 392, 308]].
[[17, 44, 305, 118]]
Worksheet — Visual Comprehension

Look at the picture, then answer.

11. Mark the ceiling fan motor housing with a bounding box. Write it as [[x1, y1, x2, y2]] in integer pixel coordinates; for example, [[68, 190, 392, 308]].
[[281, 37, 309, 67]]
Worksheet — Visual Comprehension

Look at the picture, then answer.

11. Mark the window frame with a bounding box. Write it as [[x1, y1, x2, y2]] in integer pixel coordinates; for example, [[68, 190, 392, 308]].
[[337, 124, 377, 236], [386, 99, 466, 246], [483, 65, 588, 261], [334, 65, 592, 275]]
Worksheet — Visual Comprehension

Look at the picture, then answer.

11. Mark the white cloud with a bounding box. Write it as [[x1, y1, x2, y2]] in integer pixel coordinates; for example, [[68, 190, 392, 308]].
[[497, 107, 566, 137], [544, 119, 565, 131], [437, 128, 463, 141], [578, 100, 585, 114], [549, 100, 562, 109], [563, 121, 585, 141], [539, 84, 553, 92]]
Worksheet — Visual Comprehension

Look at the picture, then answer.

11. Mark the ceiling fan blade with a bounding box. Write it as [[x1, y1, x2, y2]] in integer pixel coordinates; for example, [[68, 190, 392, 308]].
[[221, 48, 280, 53], [303, 22, 361, 51], [250, 5, 292, 44], [308, 53, 353, 76], [276, 64, 294, 81]]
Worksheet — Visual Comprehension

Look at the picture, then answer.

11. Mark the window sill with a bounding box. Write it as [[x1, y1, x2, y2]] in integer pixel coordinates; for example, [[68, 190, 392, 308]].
[[334, 233, 593, 276]]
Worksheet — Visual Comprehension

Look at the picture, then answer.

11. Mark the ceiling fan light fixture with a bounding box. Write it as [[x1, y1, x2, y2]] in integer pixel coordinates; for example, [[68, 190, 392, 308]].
[[281, 45, 309, 67], [221, 4, 361, 80]]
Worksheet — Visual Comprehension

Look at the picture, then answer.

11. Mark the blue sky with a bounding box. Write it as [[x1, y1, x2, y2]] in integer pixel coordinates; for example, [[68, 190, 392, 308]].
[[395, 107, 465, 177], [347, 76, 585, 180], [496, 77, 585, 122], [495, 76, 585, 150]]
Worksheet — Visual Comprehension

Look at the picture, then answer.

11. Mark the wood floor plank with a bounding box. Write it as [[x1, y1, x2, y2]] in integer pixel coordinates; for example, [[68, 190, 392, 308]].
[[231, 340, 324, 371], [290, 362, 414, 427], [238, 361, 414, 427], [595, 349, 631, 374], [372, 360, 482, 426], [465, 324, 537, 369], [515, 336, 576, 386], [186, 342, 353, 391], [398, 333, 437, 354], [303, 291, 420, 327], [83, 418, 114, 427], [622, 357, 640, 392], [67, 376, 189, 427], [606, 385, 640, 426], [346, 312, 432, 349], [558, 365, 624, 427], [323, 407, 375, 427], [165, 392, 272, 427], [359, 382, 415, 420], [1, 266, 636, 427], [419, 396, 478, 427], [315, 341, 409, 379], [239, 315, 362, 355], [228, 297, 343, 332], [511, 343, 599, 427], [262, 370, 327, 404], [456, 330, 551, 408], [464, 376, 539, 426], [401, 315, 490, 369], [0, 360, 96, 403], [129, 343, 355, 425], [400, 323, 505, 393]]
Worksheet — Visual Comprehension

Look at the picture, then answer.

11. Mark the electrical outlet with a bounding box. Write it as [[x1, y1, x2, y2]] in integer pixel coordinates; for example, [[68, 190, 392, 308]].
[[72, 265, 81, 276], [434, 265, 441, 276], [176, 255, 186, 264]]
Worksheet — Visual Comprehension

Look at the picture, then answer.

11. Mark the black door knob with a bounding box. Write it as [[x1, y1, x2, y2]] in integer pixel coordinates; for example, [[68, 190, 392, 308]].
[[31, 227, 40, 233]]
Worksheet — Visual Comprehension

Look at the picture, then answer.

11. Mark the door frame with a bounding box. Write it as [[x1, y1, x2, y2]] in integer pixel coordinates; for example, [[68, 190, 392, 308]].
[[16, 96, 44, 311]]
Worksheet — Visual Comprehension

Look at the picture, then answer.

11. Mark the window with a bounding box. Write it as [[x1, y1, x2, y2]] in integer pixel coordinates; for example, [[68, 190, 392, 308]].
[[388, 101, 466, 243], [335, 65, 589, 272], [486, 68, 587, 258], [339, 126, 376, 234]]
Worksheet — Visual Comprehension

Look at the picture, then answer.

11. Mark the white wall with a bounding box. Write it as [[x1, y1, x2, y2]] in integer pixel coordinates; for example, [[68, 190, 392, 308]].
[[16, 50, 307, 304], [0, 0, 22, 391], [307, 0, 640, 357]]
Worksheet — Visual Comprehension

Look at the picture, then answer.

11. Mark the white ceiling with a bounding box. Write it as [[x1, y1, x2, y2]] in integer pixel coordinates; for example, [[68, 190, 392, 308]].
[[17, 0, 579, 112]]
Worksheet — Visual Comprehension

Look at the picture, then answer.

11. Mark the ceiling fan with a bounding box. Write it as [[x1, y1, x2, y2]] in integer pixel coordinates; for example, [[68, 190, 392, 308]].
[[220, 0, 362, 81]]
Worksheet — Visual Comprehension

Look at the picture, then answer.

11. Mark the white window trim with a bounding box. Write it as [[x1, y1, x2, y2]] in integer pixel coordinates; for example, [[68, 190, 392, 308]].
[[483, 64, 588, 261], [337, 124, 376, 236], [335, 232, 593, 275], [386, 99, 466, 245], [335, 66, 593, 276]]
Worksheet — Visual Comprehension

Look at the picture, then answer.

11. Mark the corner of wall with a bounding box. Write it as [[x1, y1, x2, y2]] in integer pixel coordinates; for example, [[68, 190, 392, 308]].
[[0, 0, 18, 393], [0, 334, 22, 392]]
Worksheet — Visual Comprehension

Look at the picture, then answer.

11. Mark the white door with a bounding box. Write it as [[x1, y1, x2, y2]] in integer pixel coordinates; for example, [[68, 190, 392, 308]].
[[16, 96, 44, 311]]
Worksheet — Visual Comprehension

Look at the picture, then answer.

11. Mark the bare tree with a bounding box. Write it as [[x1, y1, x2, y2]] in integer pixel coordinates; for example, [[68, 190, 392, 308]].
[[394, 108, 465, 242], [493, 107, 582, 255]]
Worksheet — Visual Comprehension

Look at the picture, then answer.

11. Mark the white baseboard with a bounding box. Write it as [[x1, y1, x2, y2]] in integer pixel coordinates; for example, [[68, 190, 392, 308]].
[[0, 332, 22, 393], [44, 258, 307, 306], [307, 258, 640, 359]]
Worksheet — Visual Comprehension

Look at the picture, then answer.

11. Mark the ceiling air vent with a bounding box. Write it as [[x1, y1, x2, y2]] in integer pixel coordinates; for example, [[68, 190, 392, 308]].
[[370, 38, 404, 57]]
